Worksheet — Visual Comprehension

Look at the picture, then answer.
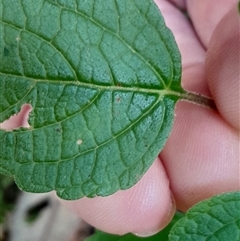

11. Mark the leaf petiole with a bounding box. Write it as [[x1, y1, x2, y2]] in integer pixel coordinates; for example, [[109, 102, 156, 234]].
[[180, 91, 216, 109]]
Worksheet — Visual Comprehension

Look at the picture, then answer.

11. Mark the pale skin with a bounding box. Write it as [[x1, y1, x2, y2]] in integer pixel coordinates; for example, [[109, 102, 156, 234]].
[[3, 0, 240, 237]]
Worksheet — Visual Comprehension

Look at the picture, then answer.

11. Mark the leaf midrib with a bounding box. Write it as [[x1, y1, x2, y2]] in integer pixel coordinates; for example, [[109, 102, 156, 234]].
[[0, 72, 183, 132], [0, 72, 183, 98]]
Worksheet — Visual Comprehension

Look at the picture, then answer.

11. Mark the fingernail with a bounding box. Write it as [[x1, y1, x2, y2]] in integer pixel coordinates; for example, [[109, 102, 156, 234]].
[[134, 230, 160, 237]]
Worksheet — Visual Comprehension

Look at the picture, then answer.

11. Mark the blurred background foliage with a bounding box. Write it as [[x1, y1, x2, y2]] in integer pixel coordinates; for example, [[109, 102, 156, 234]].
[[0, 174, 17, 224]]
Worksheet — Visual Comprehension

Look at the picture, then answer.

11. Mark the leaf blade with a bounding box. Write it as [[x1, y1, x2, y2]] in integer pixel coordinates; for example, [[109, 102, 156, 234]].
[[0, 0, 184, 199], [169, 192, 240, 241]]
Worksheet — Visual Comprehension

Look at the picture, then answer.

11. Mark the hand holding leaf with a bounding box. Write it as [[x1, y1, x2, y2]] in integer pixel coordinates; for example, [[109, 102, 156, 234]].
[[0, 0, 239, 236]]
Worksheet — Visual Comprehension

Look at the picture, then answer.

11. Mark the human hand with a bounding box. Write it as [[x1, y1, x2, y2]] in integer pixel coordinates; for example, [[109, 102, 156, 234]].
[[2, 0, 239, 237]]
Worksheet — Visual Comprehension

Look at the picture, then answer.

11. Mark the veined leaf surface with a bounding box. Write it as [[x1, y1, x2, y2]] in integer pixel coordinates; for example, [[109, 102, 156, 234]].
[[0, 0, 185, 200], [169, 192, 240, 241]]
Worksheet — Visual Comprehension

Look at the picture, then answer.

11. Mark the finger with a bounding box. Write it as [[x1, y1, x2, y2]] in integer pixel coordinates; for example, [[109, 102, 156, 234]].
[[186, 0, 237, 48], [206, 5, 240, 130], [155, 0, 210, 96], [160, 1, 240, 211], [60, 159, 175, 236], [160, 101, 240, 212]]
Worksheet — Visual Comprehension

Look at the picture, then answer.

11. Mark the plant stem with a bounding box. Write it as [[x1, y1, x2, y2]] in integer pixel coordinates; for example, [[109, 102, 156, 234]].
[[180, 91, 216, 109]]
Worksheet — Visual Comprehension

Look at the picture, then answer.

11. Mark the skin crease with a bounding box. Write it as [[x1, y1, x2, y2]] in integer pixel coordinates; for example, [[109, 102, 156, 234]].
[[2, 0, 239, 237]]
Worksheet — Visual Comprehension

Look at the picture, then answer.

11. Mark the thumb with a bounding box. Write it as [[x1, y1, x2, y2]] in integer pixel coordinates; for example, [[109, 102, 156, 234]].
[[205, 4, 240, 130]]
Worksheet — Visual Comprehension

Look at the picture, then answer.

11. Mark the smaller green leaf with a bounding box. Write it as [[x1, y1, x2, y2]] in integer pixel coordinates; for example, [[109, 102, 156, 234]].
[[85, 212, 184, 241], [169, 192, 240, 241]]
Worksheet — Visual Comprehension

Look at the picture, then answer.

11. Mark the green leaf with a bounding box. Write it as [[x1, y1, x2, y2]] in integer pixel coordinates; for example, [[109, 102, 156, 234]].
[[86, 212, 185, 241], [0, 0, 184, 200], [169, 192, 240, 241]]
